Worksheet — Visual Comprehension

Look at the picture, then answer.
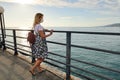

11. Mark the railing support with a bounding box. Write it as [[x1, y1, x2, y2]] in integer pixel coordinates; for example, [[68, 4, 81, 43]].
[[0, 13, 6, 50], [13, 30, 18, 55], [66, 32, 71, 80]]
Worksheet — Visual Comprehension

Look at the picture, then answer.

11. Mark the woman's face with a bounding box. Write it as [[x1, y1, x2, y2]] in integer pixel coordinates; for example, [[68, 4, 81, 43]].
[[39, 16, 44, 23], [40, 17, 44, 23]]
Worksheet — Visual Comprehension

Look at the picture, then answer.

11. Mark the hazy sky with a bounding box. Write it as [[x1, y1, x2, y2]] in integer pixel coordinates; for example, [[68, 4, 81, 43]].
[[0, 0, 120, 28]]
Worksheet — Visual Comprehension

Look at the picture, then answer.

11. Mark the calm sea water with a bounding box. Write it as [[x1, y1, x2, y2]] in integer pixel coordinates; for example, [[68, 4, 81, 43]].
[[5, 26, 120, 80]]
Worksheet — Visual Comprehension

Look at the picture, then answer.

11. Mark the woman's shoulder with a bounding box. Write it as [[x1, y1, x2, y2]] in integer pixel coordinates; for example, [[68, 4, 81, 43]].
[[34, 24, 44, 30], [35, 24, 43, 28], [35, 24, 40, 27]]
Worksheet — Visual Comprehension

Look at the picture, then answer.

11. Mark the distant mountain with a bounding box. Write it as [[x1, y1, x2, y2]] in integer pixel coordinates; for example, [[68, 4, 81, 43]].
[[103, 23, 120, 27]]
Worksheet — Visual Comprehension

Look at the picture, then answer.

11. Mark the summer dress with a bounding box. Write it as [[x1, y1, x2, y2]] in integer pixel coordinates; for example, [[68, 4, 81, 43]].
[[31, 24, 48, 59]]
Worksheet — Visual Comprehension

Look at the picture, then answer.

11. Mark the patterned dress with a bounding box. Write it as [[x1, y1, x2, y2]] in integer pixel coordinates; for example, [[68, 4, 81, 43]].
[[31, 24, 48, 59]]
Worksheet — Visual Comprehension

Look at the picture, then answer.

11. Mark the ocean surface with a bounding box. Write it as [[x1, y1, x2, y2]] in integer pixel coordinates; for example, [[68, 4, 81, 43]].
[[5, 26, 120, 80]]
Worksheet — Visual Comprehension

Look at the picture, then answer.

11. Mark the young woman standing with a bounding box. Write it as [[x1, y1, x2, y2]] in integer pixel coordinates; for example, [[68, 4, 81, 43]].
[[29, 13, 53, 75]]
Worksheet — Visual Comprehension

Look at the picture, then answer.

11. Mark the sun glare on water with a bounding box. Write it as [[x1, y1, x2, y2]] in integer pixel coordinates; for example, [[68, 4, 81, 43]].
[[15, 0, 33, 4]]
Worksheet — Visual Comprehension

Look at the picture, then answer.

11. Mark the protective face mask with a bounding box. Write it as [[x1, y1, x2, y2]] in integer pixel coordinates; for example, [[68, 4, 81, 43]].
[[40, 18, 44, 23]]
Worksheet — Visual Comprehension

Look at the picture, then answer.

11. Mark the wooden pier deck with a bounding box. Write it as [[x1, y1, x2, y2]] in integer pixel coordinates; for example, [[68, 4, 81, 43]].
[[0, 49, 63, 80]]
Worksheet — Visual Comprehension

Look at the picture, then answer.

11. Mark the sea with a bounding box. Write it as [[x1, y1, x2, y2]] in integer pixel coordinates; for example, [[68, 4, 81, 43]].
[[4, 26, 120, 80]]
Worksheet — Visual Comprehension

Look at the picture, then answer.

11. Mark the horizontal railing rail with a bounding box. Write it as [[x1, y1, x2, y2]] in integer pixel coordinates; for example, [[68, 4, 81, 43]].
[[1, 28, 120, 80], [49, 52, 120, 73]]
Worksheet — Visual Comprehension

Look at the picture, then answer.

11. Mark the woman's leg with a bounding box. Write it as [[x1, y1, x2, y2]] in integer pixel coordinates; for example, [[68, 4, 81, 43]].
[[37, 58, 44, 71], [30, 58, 42, 74]]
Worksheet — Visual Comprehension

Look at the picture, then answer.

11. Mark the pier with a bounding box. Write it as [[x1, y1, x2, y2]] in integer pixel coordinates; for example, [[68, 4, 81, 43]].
[[0, 49, 63, 80], [1, 6, 120, 80]]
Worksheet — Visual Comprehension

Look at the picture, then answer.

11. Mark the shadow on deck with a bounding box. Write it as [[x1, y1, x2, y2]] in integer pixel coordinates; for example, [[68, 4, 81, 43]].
[[0, 49, 63, 80]]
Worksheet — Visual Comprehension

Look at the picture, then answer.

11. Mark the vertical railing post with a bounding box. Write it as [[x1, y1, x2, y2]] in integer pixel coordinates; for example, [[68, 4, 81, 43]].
[[13, 30, 18, 55], [0, 13, 6, 50], [66, 32, 71, 80]]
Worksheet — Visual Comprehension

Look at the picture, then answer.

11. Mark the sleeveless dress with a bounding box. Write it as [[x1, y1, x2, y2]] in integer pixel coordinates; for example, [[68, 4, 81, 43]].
[[31, 24, 48, 59]]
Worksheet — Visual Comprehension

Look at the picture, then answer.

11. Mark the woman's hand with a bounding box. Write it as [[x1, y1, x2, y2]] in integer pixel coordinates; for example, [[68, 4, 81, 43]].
[[50, 29, 53, 35]]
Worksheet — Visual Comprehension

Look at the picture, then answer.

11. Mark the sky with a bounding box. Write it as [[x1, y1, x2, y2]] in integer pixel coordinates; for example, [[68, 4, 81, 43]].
[[0, 0, 120, 28]]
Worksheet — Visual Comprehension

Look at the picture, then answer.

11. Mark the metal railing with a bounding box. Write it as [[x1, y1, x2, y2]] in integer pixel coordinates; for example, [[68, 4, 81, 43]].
[[0, 28, 120, 80], [0, 13, 6, 49]]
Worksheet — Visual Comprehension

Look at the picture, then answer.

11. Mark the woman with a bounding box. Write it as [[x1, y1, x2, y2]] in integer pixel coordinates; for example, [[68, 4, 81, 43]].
[[29, 13, 53, 75]]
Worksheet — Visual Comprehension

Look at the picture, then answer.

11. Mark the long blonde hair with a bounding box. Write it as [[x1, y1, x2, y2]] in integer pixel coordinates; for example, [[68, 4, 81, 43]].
[[33, 13, 43, 27]]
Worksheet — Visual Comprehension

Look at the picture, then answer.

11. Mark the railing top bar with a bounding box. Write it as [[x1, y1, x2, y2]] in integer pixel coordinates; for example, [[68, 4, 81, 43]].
[[5, 28, 31, 31], [3, 28, 120, 35], [54, 30, 120, 35]]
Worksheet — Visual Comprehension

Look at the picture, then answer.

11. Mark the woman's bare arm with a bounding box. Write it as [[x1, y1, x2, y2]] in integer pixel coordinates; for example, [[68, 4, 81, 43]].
[[39, 30, 53, 38]]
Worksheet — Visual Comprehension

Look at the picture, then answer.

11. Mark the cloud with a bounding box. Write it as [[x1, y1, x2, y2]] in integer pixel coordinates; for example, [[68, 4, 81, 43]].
[[0, 0, 120, 14], [60, 16, 73, 20], [34, 0, 120, 10], [96, 17, 120, 21], [0, 0, 14, 3]]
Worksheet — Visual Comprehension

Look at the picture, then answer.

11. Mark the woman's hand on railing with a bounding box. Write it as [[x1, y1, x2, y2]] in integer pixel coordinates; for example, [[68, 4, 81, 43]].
[[50, 29, 53, 35]]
